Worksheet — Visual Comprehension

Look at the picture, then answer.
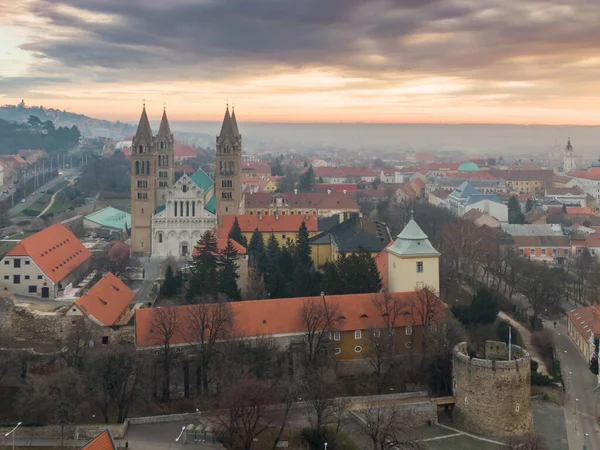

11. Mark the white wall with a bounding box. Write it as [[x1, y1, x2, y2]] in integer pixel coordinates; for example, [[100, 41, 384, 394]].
[[0, 255, 56, 298], [465, 200, 508, 223]]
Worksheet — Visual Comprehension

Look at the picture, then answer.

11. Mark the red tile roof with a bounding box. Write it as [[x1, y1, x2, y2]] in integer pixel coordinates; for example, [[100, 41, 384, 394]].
[[490, 169, 554, 182], [192, 236, 248, 257], [80, 429, 117, 450], [546, 186, 584, 196], [75, 273, 134, 326], [135, 291, 445, 347], [6, 223, 91, 283], [429, 189, 451, 200], [244, 192, 359, 211], [174, 164, 195, 174], [174, 142, 197, 158], [566, 207, 595, 215], [242, 161, 271, 174], [108, 241, 131, 261], [567, 306, 600, 340], [313, 166, 378, 178], [219, 214, 318, 235], [314, 184, 358, 192], [120, 146, 132, 157]]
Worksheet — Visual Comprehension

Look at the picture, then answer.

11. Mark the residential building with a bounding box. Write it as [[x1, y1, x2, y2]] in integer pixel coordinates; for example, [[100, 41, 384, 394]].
[[385, 214, 440, 294], [545, 186, 586, 207], [173, 142, 198, 162], [244, 192, 360, 217], [513, 235, 571, 262], [241, 161, 271, 179], [553, 175, 573, 188], [309, 213, 391, 267], [446, 182, 508, 223], [566, 306, 600, 362], [219, 213, 318, 246], [429, 176, 506, 193], [568, 168, 600, 201], [490, 169, 554, 194], [83, 207, 131, 236], [0, 223, 91, 299], [500, 223, 563, 236], [215, 107, 244, 217], [462, 209, 501, 228], [69, 272, 134, 327], [313, 166, 378, 184], [173, 164, 195, 175], [428, 189, 450, 207], [135, 290, 445, 361], [151, 171, 217, 258]]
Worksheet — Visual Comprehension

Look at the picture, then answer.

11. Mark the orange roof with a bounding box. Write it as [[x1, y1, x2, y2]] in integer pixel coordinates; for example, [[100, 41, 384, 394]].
[[75, 273, 134, 326], [80, 429, 116, 450], [174, 164, 195, 174], [135, 291, 445, 347], [6, 223, 91, 283], [375, 241, 393, 290], [245, 192, 359, 211], [219, 214, 318, 235], [174, 141, 197, 157], [567, 306, 600, 340], [568, 168, 600, 180], [313, 166, 378, 178], [566, 207, 595, 215], [242, 161, 271, 173]]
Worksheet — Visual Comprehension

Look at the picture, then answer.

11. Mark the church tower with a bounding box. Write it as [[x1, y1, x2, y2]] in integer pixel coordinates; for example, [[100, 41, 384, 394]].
[[155, 108, 175, 206], [215, 106, 243, 219], [386, 212, 440, 294], [564, 138, 575, 174], [131, 105, 157, 255]]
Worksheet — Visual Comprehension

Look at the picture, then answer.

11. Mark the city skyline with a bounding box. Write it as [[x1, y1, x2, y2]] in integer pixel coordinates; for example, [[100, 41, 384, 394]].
[[1, 0, 600, 124]]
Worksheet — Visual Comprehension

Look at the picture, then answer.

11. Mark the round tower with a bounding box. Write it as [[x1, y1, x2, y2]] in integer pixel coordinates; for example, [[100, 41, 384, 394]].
[[452, 341, 533, 436]]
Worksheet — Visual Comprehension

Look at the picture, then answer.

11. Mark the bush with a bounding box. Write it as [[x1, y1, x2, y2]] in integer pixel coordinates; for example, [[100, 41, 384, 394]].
[[300, 428, 341, 450], [550, 359, 562, 382], [531, 331, 555, 367], [591, 357, 599, 375], [531, 371, 553, 386], [21, 209, 38, 216]]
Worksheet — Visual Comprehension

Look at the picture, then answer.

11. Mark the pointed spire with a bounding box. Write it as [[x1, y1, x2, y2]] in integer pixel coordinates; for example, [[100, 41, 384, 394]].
[[134, 105, 153, 143], [157, 107, 172, 137], [231, 106, 240, 136], [218, 106, 236, 141]]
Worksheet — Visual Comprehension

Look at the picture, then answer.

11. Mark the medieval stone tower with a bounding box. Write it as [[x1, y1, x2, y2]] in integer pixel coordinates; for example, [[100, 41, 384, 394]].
[[564, 137, 575, 174], [215, 107, 243, 219], [131, 106, 174, 255]]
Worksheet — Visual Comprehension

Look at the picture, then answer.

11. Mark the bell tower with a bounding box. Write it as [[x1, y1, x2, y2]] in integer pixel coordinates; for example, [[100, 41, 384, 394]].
[[215, 106, 243, 219], [155, 107, 175, 206], [131, 105, 157, 255], [564, 138, 575, 174]]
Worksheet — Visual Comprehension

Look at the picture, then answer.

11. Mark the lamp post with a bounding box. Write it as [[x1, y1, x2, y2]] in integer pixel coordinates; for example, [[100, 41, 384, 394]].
[[5, 422, 22, 450], [324, 443, 328, 450]]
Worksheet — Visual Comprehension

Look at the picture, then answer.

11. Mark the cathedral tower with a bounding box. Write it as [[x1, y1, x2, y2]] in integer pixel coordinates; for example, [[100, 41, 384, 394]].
[[564, 138, 575, 174], [155, 108, 175, 206], [131, 106, 157, 255], [215, 106, 243, 219]]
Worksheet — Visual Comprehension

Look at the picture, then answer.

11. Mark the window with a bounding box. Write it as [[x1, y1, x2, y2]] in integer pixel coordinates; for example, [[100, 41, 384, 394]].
[[182, 184, 187, 193], [25, 260, 30, 265], [335, 348, 341, 355], [3, 261, 8, 265], [416, 261, 423, 273], [552, 249, 557, 256], [38, 276, 44, 280], [541, 249, 546, 255], [405, 326, 412, 336], [333, 332, 341, 341], [282, 234, 286, 239], [28, 285, 36, 293], [373, 329, 381, 338], [3, 275, 8, 280], [354, 330, 362, 339], [13, 275, 20, 284], [158, 233, 163, 243], [354, 346, 362, 353], [405, 342, 412, 349], [530, 248, 535, 254], [24, 275, 29, 280], [102, 336, 109, 345], [14, 259, 21, 268]]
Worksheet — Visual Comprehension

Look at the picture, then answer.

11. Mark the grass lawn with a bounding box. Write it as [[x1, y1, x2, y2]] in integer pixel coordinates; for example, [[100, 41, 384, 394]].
[[100, 198, 131, 213], [0, 240, 18, 256], [442, 281, 474, 306]]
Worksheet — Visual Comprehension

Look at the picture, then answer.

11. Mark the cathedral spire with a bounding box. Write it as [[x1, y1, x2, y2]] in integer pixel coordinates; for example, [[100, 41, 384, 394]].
[[157, 107, 172, 137], [134, 105, 153, 143], [231, 106, 240, 136], [218, 106, 236, 141]]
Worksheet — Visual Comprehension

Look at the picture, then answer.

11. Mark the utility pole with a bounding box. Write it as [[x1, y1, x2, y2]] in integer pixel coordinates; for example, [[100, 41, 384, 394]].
[[42, 160, 45, 185], [508, 326, 512, 360]]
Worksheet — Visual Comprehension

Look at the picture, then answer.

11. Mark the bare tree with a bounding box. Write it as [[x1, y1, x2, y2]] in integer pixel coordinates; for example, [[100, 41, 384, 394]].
[[270, 378, 297, 450], [353, 404, 421, 450], [185, 299, 233, 395], [55, 319, 93, 370], [300, 296, 343, 367], [150, 306, 179, 402], [519, 263, 567, 329], [244, 268, 267, 300], [410, 287, 444, 356]]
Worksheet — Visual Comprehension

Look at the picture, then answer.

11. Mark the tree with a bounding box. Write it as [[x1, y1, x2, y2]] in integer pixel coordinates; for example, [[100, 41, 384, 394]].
[[410, 287, 444, 356], [571, 249, 594, 305], [298, 166, 316, 192], [295, 221, 313, 267], [264, 234, 288, 298], [150, 307, 179, 402], [300, 297, 343, 367], [228, 216, 248, 248], [278, 166, 299, 193], [451, 288, 498, 327], [55, 320, 93, 370], [519, 263, 566, 330], [323, 251, 382, 295], [248, 228, 267, 273], [508, 195, 526, 224], [185, 300, 233, 395], [525, 198, 534, 212], [161, 265, 177, 297], [187, 231, 219, 300], [219, 239, 241, 301], [244, 268, 267, 300], [271, 156, 284, 176], [353, 404, 421, 450]]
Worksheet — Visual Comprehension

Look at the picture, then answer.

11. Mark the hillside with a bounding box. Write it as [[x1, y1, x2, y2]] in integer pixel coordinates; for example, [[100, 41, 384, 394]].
[[0, 101, 135, 139], [0, 116, 81, 155]]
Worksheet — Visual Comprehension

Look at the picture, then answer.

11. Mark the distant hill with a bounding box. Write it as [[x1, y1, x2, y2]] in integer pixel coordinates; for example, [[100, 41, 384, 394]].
[[0, 101, 135, 139]]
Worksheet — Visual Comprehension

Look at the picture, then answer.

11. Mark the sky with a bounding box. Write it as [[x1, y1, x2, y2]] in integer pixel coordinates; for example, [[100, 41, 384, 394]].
[[1, 0, 600, 124]]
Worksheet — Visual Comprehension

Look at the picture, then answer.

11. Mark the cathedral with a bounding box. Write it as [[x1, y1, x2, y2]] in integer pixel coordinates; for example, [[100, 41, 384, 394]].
[[130, 106, 243, 257]]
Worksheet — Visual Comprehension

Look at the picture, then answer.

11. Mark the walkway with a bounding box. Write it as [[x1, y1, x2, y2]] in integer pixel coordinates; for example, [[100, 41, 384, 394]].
[[498, 311, 548, 375], [38, 177, 76, 217]]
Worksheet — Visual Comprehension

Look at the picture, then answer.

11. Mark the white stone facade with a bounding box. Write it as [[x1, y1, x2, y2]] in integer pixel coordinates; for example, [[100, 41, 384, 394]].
[[151, 175, 217, 258]]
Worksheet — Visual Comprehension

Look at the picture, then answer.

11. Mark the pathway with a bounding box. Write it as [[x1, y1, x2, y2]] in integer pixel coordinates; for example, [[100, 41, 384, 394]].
[[498, 311, 548, 376], [38, 177, 76, 217]]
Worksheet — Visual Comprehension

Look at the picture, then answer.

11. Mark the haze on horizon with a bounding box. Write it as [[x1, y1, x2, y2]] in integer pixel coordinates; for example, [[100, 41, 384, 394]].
[[1, 0, 600, 125]]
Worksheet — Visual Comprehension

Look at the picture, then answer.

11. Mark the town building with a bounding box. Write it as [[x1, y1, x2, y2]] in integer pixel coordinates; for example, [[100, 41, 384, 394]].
[[80, 429, 118, 450], [566, 305, 600, 362], [500, 223, 563, 236], [567, 167, 600, 201], [313, 166, 378, 184], [83, 207, 131, 237], [462, 209, 501, 228], [219, 213, 318, 246], [544, 186, 586, 207], [490, 169, 553, 194], [0, 223, 91, 299], [173, 142, 198, 162], [445, 181, 508, 223], [244, 192, 360, 217], [151, 171, 217, 258], [241, 161, 271, 179], [513, 235, 571, 262], [69, 272, 134, 327], [428, 176, 506, 193]]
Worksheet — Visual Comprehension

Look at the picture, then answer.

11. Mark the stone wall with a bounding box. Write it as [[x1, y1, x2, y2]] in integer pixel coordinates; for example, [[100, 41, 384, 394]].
[[452, 341, 533, 437], [0, 424, 125, 440]]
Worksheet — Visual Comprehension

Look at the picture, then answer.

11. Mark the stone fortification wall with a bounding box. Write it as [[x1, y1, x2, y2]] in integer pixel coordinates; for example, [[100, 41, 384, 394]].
[[452, 341, 533, 436]]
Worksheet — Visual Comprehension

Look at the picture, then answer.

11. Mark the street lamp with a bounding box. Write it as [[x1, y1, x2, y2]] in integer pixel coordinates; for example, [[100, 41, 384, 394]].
[[324, 442, 328, 450], [175, 425, 186, 443], [5, 422, 22, 450]]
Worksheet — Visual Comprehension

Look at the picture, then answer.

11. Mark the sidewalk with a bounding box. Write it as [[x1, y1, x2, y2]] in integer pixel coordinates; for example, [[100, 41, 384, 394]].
[[498, 311, 548, 375]]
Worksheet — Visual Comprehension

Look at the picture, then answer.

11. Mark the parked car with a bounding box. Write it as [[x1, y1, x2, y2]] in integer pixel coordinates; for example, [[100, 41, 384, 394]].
[[20, 198, 25, 203]]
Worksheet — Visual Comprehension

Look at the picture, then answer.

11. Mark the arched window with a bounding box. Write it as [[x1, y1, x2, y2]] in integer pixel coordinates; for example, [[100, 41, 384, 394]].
[[160, 141, 164, 150], [192, 202, 196, 216], [186, 201, 190, 217], [174, 202, 177, 217], [183, 184, 187, 193], [165, 155, 168, 165], [229, 161, 234, 173], [158, 233, 163, 243], [135, 161, 140, 175], [138, 145, 143, 154]]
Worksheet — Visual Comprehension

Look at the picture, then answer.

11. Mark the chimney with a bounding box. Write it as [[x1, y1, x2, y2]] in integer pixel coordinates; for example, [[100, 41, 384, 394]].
[[275, 211, 279, 220], [343, 189, 347, 195], [258, 211, 263, 220], [294, 188, 298, 194], [327, 189, 331, 195], [321, 291, 325, 302], [305, 212, 309, 221], [339, 212, 344, 224]]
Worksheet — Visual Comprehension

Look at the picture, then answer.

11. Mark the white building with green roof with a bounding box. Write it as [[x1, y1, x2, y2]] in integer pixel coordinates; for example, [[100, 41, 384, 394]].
[[151, 169, 217, 258]]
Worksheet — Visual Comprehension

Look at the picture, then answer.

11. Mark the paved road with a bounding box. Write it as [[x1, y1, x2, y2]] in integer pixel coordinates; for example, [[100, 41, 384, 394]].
[[133, 257, 161, 304], [8, 169, 78, 217], [552, 318, 600, 450]]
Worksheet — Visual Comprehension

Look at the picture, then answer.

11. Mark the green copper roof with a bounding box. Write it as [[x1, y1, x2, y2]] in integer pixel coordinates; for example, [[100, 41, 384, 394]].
[[84, 207, 131, 231], [396, 219, 428, 240], [458, 161, 480, 172], [156, 205, 165, 214], [388, 218, 440, 257], [189, 168, 214, 192], [205, 196, 216, 214]]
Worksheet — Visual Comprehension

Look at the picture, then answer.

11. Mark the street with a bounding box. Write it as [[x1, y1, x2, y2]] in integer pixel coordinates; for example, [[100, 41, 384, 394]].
[[552, 318, 600, 450], [133, 257, 161, 304]]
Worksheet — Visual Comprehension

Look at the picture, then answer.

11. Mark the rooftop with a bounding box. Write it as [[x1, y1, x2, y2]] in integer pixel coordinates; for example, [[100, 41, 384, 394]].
[[79, 429, 117, 450], [219, 213, 319, 234], [75, 272, 134, 327], [458, 161, 480, 172], [567, 306, 600, 340], [245, 192, 359, 211], [387, 217, 440, 257], [84, 207, 131, 232], [309, 214, 391, 253], [500, 223, 563, 236], [512, 235, 570, 247]]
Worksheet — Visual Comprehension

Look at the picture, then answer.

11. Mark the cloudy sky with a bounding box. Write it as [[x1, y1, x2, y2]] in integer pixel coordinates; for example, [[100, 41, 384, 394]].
[[1, 0, 599, 124]]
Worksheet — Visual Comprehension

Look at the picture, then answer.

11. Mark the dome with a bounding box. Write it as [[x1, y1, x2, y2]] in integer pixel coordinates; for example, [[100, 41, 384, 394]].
[[458, 161, 480, 172]]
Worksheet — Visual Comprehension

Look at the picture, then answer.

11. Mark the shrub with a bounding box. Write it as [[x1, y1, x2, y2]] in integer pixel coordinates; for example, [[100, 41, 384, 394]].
[[22, 209, 38, 217], [531, 371, 553, 386], [531, 331, 555, 367], [300, 428, 341, 450], [591, 357, 599, 375], [550, 359, 562, 382]]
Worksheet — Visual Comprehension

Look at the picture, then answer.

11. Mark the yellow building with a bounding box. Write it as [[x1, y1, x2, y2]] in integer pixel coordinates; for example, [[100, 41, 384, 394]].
[[490, 169, 553, 195], [244, 192, 360, 217], [219, 213, 319, 246], [566, 306, 599, 362]]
